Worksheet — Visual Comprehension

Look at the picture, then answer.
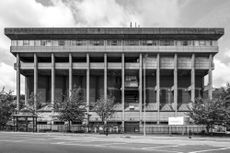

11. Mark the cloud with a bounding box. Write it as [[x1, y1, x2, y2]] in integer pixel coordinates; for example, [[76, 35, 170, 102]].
[[0, 0, 75, 92], [0, 62, 25, 94], [213, 58, 230, 87], [60, 0, 181, 27], [61, 0, 134, 27], [133, 0, 181, 26], [0, 0, 75, 49]]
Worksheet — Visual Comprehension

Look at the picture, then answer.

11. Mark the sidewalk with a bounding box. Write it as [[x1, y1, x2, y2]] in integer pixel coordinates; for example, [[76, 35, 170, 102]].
[[1, 131, 230, 142]]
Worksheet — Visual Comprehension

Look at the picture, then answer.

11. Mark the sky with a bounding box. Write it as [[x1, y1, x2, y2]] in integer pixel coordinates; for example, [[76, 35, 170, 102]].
[[0, 0, 230, 94]]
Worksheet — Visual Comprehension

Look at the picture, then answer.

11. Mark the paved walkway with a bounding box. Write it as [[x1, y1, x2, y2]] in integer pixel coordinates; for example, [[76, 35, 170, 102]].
[[0, 132, 230, 153]]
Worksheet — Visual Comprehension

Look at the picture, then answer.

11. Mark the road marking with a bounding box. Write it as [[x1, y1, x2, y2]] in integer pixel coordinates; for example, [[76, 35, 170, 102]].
[[51, 141, 182, 152], [0, 140, 24, 142], [142, 145, 181, 150], [142, 145, 184, 153], [145, 148, 183, 153], [100, 142, 127, 146], [189, 147, 230, 153], [51, 142, 65, 144]]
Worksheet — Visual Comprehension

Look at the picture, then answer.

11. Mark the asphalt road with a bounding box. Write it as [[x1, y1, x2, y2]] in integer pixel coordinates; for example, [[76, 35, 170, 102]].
[[0, 132, 230, 153]]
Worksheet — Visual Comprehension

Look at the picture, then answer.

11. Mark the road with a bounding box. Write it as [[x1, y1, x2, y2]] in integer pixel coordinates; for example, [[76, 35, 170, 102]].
[[0, 132, 230, 153]]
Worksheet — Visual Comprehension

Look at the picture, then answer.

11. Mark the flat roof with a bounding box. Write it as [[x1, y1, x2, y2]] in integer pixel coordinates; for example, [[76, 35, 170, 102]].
[[4, 27, 224, 40]]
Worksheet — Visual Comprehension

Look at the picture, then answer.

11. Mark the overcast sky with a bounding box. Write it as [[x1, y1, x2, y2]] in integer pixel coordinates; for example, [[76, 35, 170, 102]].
[[0, 0, 230, 93]]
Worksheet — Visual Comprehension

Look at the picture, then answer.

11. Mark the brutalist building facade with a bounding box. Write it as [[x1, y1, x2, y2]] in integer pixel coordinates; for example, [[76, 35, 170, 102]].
[[5, 27, 224, 131]]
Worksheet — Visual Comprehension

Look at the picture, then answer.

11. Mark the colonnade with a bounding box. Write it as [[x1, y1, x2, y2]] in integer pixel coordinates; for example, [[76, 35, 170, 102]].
[[16, 53, 213, 126]]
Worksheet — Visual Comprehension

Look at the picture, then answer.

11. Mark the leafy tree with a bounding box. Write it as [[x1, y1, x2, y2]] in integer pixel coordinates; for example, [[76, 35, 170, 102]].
[[0, 87, 16, 129], [22, 92, 43, 113], [57, 87, 86, 131], [93, 96, 116, 126], [188, 97, 228, 133], [217, 83, 230, 128]]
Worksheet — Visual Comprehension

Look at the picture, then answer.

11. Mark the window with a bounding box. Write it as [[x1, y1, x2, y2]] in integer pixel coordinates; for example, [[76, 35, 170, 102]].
[[187, 41, 193, 46], [108, 40, 121, 46], [41, 40, 46, 46], [182, 41, 188, 46], [76, 40, 82, 46], [91, 40, 104, 46], [199, 40, 206, 46], [29, 40, 34, 46], [111, 40, 118, 46], [194, 41, 199, 46], [64, 40, 71, 46], [71, 40, 77, 46], [152, 40, 158, 46], [35, 40, 41, 46], [23, 40, 29, 46], [205, 40, 211, 46], [212, 40, 217, 46], [46, 40, 52, 46], [146, 40, 153, 45], [52, 40, 58, 46], [126, 40, 139, 46], [159, 40, 173, 46], [58, 40, 65, 46], [11, 40, 17, 46]]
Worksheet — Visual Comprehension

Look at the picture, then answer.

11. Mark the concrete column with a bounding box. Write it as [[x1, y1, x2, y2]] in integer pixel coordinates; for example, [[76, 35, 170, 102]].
[[139, 53, 143, 126], [25, 77, 28, 106], [51, 53, 55, 109], [156, 54, 160, 124], [86, 53, 90, 113], [104, 53, 107, 101], [34, 53, 38, 111], [174, 54, 178, 116], [143, 54, 147, 136], [69, 53, 72, 97], [191, 54, 195, 103], [16, 53, 20, 111], [121, 53, 125, 131], [208, 54, 213, 100]]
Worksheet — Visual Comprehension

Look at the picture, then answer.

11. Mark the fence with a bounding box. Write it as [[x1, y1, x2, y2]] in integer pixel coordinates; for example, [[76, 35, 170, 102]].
[[139, 125, 206, 135], [37, 124, 84, 133], [0, 124, 206, 135]]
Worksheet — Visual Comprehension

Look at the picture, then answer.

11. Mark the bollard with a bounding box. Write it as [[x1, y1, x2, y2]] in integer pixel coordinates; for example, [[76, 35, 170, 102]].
[[188, 129, 192, 139]]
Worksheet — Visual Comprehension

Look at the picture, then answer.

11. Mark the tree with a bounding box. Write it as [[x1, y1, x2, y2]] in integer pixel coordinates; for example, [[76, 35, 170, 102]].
[[217, 83, 230, 128], [21, 92, 43, 113], [188, 97, 228, 133], [0, 87, 16, 129], [57, 87, 86, 132], [93, 96, 116, 126]]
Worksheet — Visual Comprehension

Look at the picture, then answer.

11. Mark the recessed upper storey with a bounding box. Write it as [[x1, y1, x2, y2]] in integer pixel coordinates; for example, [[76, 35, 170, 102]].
[[4, 27, 224, 40]]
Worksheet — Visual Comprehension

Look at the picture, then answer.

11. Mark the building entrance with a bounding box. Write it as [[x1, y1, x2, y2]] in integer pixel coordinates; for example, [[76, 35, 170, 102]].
[[124, 122, 139, 133]]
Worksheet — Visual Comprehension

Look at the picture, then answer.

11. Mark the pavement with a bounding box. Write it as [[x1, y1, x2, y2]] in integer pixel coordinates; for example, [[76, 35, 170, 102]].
[[0, 132, 230, 153]]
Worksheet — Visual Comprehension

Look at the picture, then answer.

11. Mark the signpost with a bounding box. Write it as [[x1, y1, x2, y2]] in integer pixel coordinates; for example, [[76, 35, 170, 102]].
[[168, 116, 186, 125], [168, 116, 189, 136]]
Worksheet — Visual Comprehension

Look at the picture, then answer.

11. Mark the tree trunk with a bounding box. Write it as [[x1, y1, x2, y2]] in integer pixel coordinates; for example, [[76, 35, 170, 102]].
[[206, 125, 210, 134], [68, 121, 71, 132]]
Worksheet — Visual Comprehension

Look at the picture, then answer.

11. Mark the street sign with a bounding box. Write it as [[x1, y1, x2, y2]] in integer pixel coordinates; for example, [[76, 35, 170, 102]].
[[168, 116, 188, 125]]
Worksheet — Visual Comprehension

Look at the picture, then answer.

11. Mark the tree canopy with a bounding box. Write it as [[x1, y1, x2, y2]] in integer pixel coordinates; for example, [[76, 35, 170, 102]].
[[57, 87, 87, 123], [0, 88, 15, 127], [188, 84, 230, 133], [93, 96, 116, 125]]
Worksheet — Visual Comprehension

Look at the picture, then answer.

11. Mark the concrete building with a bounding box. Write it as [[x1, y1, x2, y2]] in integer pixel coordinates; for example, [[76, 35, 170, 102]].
[[4, 27, 224, 131]]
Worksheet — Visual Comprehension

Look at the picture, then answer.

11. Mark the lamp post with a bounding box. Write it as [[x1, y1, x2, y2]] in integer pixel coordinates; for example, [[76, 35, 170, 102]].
[[85, 112, 91, 133], [143, 54, 148, 136]]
